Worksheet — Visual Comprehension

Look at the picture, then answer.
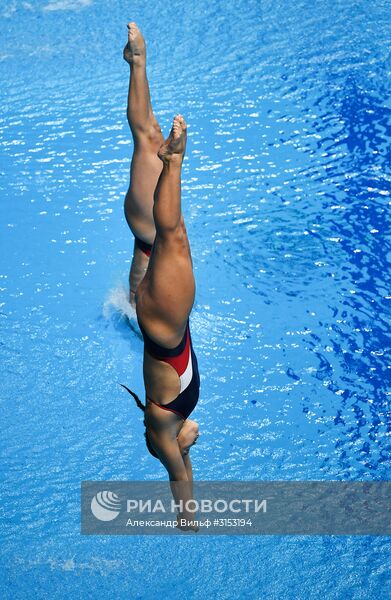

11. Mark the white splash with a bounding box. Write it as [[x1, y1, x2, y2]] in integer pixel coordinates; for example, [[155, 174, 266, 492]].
[[103, 284, 136, 324]]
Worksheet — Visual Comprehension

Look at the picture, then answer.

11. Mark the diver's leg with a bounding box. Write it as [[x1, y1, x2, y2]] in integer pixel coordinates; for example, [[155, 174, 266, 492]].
[[136, 115, 195, 345], [123, 22, 164, 303]]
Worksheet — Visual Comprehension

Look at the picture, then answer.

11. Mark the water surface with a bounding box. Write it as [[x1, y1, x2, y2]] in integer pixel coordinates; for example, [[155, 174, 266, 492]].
[[1, 1, 390, 598]]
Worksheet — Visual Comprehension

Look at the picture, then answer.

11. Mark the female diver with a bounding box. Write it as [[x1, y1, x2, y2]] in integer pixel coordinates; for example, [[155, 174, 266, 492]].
[[121, 23, 200, 529]]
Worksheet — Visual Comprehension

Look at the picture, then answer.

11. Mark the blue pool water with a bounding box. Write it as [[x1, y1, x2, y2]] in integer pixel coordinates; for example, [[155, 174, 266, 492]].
[[1, 0, 390, 598]]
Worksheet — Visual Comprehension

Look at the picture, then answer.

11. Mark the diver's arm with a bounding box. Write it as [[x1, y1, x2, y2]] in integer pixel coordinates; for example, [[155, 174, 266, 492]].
[[182, 452, 193, 491], [147, 424, 197, 527], [148, 425, 188, 481], [177, 420, 198, 489]]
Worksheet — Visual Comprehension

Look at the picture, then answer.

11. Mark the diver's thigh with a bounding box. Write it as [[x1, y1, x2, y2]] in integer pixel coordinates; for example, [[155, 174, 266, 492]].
[[138, 239, 195, 335]]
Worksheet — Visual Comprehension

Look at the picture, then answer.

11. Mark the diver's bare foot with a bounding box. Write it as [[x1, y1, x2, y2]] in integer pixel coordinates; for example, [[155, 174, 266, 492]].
[[158, 115, 187, 164], [123, 22, 146, 67]]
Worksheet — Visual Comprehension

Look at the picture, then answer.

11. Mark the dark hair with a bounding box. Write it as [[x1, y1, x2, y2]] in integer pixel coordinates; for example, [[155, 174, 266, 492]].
[[119, 383, 145, 411], [119, 384, 159, 459]]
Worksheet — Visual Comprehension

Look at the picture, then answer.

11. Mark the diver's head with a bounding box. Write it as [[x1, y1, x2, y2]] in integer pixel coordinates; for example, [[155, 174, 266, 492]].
[[120, 384, 199, 458], [143, 419, 200, 459]]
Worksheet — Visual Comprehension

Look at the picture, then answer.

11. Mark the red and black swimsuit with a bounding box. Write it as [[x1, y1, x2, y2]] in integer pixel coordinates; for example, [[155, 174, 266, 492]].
[[139, 320, 200, 459], [139, 320, 200, 421]]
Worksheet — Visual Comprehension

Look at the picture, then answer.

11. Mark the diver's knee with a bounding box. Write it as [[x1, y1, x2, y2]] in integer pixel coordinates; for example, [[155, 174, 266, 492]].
[[132, 122, 163, 149]]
